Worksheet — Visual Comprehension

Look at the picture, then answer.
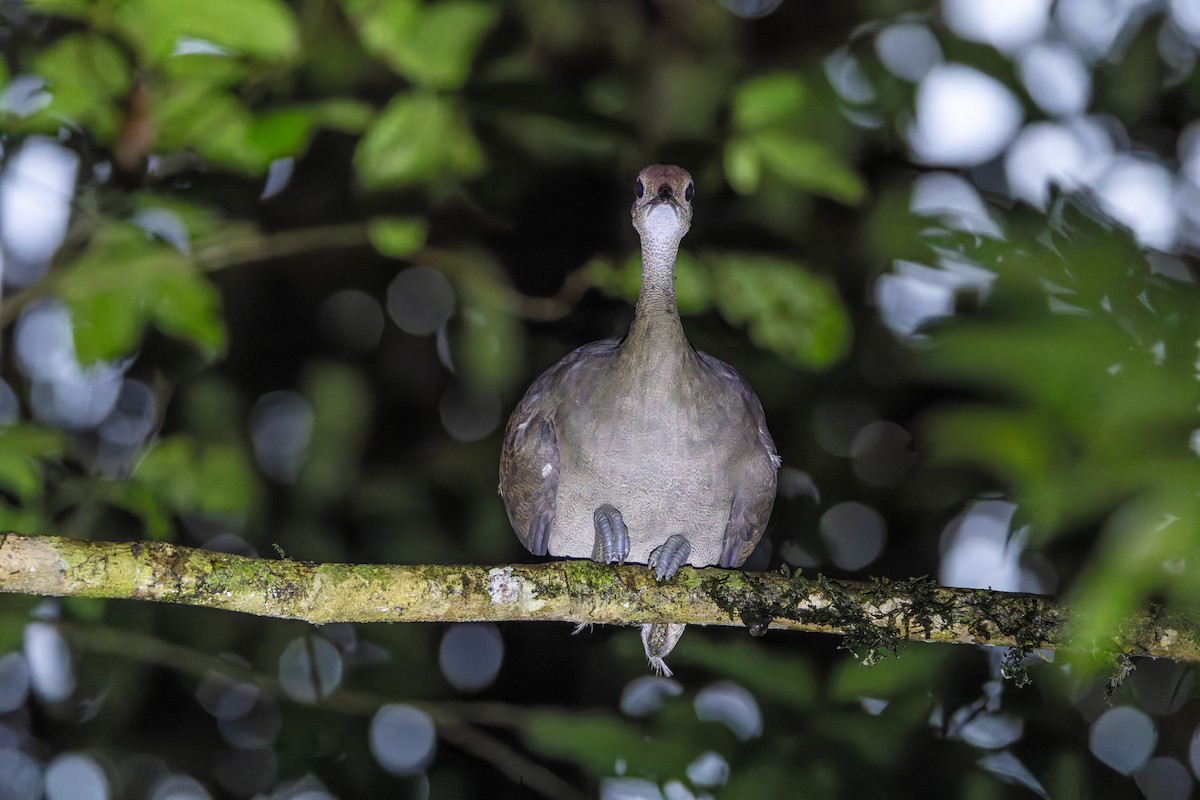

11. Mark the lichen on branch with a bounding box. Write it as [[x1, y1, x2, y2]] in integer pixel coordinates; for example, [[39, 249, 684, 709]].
[[1, 532, 1197, 666]]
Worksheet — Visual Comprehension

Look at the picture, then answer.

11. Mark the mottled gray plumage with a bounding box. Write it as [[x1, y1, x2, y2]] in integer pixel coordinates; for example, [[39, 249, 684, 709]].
[[498, 165, 779, 672]]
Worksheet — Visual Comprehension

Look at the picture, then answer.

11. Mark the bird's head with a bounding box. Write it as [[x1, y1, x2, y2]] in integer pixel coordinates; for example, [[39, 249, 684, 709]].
[[631, 164, 694, 244]]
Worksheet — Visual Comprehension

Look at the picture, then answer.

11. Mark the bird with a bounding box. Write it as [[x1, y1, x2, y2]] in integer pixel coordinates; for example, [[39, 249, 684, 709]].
[[498, 164, 780, 674]]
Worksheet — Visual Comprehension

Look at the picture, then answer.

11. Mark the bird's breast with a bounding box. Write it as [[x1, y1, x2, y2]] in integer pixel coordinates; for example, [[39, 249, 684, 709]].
[[546, 360, 759, 565]]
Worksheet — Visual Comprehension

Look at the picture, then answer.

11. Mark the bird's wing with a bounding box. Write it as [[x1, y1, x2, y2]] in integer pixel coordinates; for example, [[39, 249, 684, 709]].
[[695, 351, 780, 569], [499, 339, 620, 555]]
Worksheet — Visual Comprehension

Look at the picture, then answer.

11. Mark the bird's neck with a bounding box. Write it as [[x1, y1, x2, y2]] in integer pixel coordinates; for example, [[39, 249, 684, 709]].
[[624, 234, 690, 367]]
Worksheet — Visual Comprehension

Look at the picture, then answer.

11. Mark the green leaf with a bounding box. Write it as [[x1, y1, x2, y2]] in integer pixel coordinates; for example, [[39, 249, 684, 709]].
[[341, 0, 496, 90], [308, 98, 376, 133], [178, 377, 245, 446], [129, 195, 226, 242], [354, 92, 483, 189], [709, 254, 851, 369], [676, 636, 817, 708], [296, 363, 373, 508], [24, 0, 90, 18], [160, 51, 249, 87], [493, 111, 620, 159], [0, 508, 49, 538], [113, 0, 300, 63], [0, 426, 65, 504], [153, 86, 270, 173], [732, 73, 808, 131], [724, 136, 762, 195], [247, 109, 316, 160], [368, 218, 428, 258], [523, 712, 694, 778], [754, 132, 864, 204], [586, 256, 641, 303], [105, 483, 174, 540], [132, 435, 256, 518], [673, 251, 713, 314], [29, 33, 131, 141], [454, 257, 522, 390], [587, 252, 711, 314], [57, 224, 225, 363], [1064, 478, 1200, 668], [828, 645, 950, 702]]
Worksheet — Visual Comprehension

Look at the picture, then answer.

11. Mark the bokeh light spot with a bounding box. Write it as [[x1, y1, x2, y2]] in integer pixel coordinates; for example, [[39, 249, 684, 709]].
[[23, 621, 74, 703], [45, 754, 108, 800], [0, 136, 78, 286], [850, 421, 915, 488], [1018, 42, 1091, 117], [909, 64, 1023, 167], [261, 157, 294, 200], [600, 778, 664, 799], [719, 0, 782, 17], [1094, 157, 1179, 251], [0, 652, 30, 712], [0, 749, 42, 800], [694, 681, 762, 741], [875, 24, 943, 82], [0, 379, 18, 425], [1090, 706, 1157, 775], [250, 391, 313, 483], [439, 383, 500, 442], [1134, 757, 1192, 800], [216, 696, 281, 749], [819, 501, 886, 571], [148, 774, 212, 800], [387, 267, 455, 336], [318, 289, 385, 351], [438, 624, 503, 693], [620, 676, 683, 717], [942, 0, 1050, 53], [278, 636, 343, 703], [369, 704, 436, 776], [686, 751, 729, 787]]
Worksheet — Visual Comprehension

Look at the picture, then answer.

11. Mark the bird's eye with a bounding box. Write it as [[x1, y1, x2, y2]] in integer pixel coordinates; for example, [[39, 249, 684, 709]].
[[635, 178, 645, 199], [684, 182, 694, 203]]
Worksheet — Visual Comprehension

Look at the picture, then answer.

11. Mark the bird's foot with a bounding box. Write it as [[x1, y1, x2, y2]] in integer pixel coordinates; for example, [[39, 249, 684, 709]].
[[648, 534, 691, 581], [592, 504, 630, 564], [641, 623, 687, 676]]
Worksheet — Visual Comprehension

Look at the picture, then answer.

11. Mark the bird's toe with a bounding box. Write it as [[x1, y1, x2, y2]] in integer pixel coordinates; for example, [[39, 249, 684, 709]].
[[648, 534, 691, 581], [592, 504, 630, 564]]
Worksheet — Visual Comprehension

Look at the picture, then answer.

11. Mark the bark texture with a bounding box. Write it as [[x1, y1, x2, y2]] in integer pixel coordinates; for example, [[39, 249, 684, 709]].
[[2, 532, 1198, 664]]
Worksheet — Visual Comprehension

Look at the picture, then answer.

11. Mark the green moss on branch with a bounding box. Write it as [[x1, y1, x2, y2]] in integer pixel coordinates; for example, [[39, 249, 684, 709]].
[[2, 532, 1198, 664]]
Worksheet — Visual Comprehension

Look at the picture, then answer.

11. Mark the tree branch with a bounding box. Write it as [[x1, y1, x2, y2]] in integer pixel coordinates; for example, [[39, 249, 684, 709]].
[[2, 532, 1197, 664]]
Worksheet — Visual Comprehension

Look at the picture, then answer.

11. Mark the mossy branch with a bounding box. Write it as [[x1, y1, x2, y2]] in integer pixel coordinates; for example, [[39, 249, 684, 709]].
[[2, 532, 1198, 665]]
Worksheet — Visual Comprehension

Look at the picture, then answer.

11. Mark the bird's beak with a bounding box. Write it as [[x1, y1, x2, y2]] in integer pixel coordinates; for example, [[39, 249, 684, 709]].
[[643, 186, 682, 211]]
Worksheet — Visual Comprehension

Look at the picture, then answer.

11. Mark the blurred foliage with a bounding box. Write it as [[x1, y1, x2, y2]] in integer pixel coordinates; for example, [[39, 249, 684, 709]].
[[908, 199, 1200, 656], [0, 0, 1197, 798], [60, 222, 225, 363], [588, 250, 851, 368], [726, 73, 864, 203]]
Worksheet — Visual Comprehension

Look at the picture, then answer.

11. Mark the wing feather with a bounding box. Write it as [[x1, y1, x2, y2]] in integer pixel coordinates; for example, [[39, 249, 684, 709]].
[[499, 340, 619, 554], [695, 351, 780, 568]]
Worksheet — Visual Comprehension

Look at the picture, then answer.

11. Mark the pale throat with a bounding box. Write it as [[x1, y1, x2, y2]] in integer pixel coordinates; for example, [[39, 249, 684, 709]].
[[637, 204, 686, 299], [643, 203, 682, 239]]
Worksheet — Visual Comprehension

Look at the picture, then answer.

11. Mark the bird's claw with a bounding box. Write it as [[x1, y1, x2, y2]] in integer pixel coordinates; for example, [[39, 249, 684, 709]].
[[649, 534, 691, 581], [592, 504, 630, 564]]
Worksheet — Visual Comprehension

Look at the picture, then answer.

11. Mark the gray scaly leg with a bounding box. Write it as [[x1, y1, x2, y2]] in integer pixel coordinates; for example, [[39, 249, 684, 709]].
[[592, 504, 630, 564], [643, 535, 691, 674], [648, 534, 691, 581]]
